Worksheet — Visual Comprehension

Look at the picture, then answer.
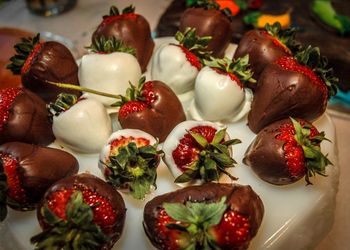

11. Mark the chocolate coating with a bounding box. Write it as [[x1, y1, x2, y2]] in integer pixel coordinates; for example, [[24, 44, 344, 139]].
[[244, 118, 304, 185], [248, 62, 327, 133], [179, 7, 233, 58], [143, 183, 264, 250], [233, 30, 290, 90], [38, 173, 126, 250], [92, 14, 155, 73], [0, 142, 79, 209], [22, 41, 80, 103], [119, 81, 186, 142], [0, 89, 55, 145]]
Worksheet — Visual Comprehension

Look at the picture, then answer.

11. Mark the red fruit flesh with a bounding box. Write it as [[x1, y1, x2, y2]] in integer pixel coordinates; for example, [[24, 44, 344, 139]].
[[110, 136, 150, 155], [21, 42, 43, 75], [156, 209, 183, 250], [178, 45, 202, 71], [275, 56, 328, 100], [0, 87, 21, 132], [101, 13, 138, 27], [47, 187, 117, 233], [142, 81, 158, 104], [212, 68, 243, 89], [0, 153, 27, 203], [260, 31, 292, 55], [118, 100, 148, 119], [172, 126, 217, 171]]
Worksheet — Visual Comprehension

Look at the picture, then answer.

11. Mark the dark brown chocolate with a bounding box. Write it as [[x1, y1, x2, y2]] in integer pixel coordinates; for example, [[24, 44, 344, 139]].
[[248, 62, 327, 133], [38, 173, 126, 249], [143, 183, 264, 250], [119, 80, 186, 142], [92, 14, 155, 73], [0, 89, 55, 145], [179, 7, 233, 58], [22, 41, 80, 103], [0, 142, 79, 209]]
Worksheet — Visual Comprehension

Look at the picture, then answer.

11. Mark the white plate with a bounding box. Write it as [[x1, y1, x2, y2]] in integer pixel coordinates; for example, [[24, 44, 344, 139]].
[[1, 38, 339, 250]]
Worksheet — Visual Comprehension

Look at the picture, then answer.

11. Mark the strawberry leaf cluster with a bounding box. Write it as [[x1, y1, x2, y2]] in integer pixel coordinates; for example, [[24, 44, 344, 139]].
[[265, 22, 301, 53], [187, 0, 233, 20], [47, 93, 78, 117], [87, 36, 136, 55], [105, 5, 135, 17], [112, 76, 147, 107]]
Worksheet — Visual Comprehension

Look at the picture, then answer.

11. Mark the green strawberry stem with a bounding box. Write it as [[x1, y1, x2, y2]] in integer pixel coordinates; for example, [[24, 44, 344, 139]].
[[30, 191, 109, 250], [175, 128, 241, 183], [0, 159, 8, 222], [163, 196, 227, 249]]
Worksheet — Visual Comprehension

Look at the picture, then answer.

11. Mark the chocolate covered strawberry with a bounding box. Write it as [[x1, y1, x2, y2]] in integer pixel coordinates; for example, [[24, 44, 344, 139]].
[[92, 5, 154, 72], [0, 142, 79, 221], [48, 93, 112, 154], [143, 182, 264, 250], [99, 129, 162, 199], [248, 46, 338, 133], [244, 118, 332, 185], [0, 87, 54, 145], [79, 36, 141, 106], [162, 120, 241, 184], [7, 33, 80, 103], [31, 173, 126, 250], [115, 77, 186, 142], [179, 0, 233, 58], [189, 55, 254, 123], [151, 27, 211, 97]]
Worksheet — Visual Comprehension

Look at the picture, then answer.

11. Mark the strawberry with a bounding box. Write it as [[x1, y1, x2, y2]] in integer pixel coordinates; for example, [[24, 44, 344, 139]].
[[189, 55, 255, 123], [248, 45, 338, 133], [115, 77, 186, 142], [80, 36, 141, 106], [143, 183, 264, 250], [234, 22, 301, 90], [92, 5, 154, 73], [99, 129, 162, 199], [162, 120, 241, 184], [180, 0, 233, 58], [244, 118, 332, 185], [0, 142, 79, 221], [31, 173, 126, 250], [7, 33, 80, 103], [0, 87, 54, 145], [47, 93, 112, 153], [151, 27, 212, 96]]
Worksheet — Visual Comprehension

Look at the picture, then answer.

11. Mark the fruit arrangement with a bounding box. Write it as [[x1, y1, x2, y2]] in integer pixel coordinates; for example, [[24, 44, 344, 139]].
[[0, 2, 339, 250]]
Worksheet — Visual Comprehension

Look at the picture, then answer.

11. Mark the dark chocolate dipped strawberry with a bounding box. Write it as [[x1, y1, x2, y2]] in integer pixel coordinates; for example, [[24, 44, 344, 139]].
[[0, 142, 79, 221], [0, 87, 55, 145], [7, 34, 80, 103], [92, 5, 154, 72], [248, 45, 338, 134], [244, 118, 332, 185], [143, 182, 264, 250], [162, 120, 241, 184], [179, 0, 233, 58], [234, 22, 300, 90], [115, 77, 186, 142], [31, 173, 126, 250]]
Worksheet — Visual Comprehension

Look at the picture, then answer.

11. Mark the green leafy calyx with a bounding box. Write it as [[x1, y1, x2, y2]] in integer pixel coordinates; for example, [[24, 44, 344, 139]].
[[265, 22, 301, 53], [112, 76, 147, 108], [105, 5, 135, 17], [87, 36, 136, 55], [187, 0, 233, 20], [47, 93, 78, 117]]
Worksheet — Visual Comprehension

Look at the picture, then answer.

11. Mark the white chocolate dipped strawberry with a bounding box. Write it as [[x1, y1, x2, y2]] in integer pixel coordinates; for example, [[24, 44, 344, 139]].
[[189, 55, 255, 123], [79, 37, 141, 106], [48, 93, 112, 154], [99, 129, 162, 199], [151, 28, 211, 100], [162, 120, 241, 185]]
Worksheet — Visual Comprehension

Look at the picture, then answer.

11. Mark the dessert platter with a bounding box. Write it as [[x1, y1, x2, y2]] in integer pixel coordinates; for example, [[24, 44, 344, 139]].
[[0, 2, 340, 250]]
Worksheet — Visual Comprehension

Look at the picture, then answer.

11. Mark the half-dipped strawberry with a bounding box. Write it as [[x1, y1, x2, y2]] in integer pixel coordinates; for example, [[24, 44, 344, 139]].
[[162, 120, 241, 184], [0, 87, 54, 145], [143, 182, 264, 250], [189, 55, 255, 123], [99, 129, 162, 199], [31, 173, 126, 250], [179, 0, 233, 58], [48, 93, 112, 154], [151, 27, 211, 97], [92, 5, 154, 72], [115, 77, 186, 142], [7, 33, 80, 103], [248, 46, 338, 133], [0, 142, 79, 221], [244, 118, 332, 185], [79, 36, 141, 106]]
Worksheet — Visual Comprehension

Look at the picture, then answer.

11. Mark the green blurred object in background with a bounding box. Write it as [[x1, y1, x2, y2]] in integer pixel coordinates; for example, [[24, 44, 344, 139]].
[[26, 0, 77, 17]]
